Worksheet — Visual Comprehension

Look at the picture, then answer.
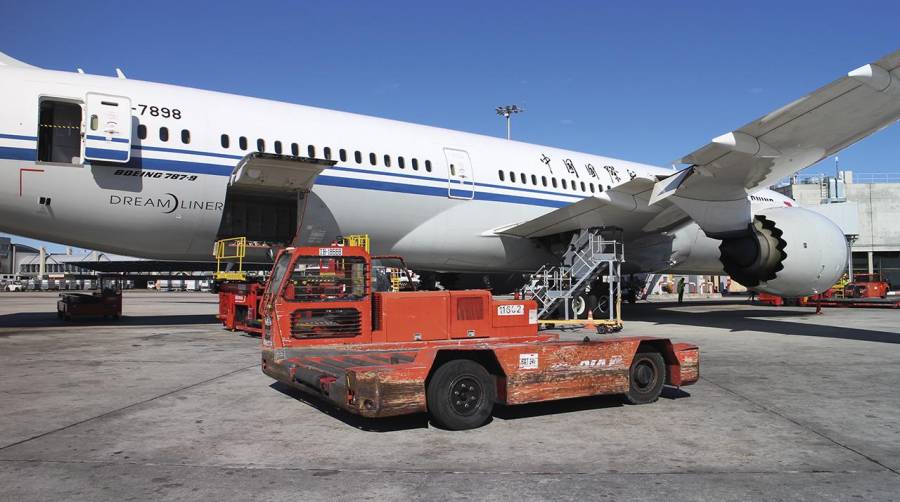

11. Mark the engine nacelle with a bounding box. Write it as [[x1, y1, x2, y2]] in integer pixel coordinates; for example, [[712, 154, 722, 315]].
[[719, 207, 848, 297]]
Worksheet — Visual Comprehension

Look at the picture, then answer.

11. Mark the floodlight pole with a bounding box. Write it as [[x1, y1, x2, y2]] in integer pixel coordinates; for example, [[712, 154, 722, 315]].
[[496, 105, 524, 140]]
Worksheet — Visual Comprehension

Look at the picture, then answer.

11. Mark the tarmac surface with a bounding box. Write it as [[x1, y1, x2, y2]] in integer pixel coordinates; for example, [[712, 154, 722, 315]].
[[1, 291, 899, 501]]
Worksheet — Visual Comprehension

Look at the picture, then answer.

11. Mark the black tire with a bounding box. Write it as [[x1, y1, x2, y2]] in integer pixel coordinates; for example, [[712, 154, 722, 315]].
[[625, 351, 665, 405], [569, 294, 597, 320], [426, 359, 496, 430]]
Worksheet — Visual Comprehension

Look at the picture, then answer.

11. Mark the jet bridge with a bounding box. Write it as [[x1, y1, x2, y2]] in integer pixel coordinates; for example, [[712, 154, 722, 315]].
[[216, 153, 336, 257], [520, 227, 624, 333]]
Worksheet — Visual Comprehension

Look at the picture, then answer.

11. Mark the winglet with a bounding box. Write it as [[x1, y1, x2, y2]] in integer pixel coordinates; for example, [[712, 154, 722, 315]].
[[649, 167, 693, 205]]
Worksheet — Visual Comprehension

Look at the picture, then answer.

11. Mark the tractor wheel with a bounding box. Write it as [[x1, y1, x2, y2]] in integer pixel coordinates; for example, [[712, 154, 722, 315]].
[[426, 359, 495, 430], [625, 351, 665, 405]]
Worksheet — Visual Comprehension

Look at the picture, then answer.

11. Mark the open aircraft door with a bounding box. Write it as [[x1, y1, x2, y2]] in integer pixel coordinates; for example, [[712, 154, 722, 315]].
[[219, 153, 337, 248], [444, 148, 475, 200], [83, 93, 132, 163], [229, 153, 335, 193]]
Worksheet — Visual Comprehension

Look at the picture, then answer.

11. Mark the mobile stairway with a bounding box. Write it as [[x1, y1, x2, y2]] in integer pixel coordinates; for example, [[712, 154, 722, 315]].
[[520, 227, 624, 333]]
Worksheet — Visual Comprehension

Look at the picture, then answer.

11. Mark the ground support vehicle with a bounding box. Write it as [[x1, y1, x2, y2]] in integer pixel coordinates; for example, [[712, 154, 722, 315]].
[[57, 276, 123, 320], [260, 244, 699, 429], [844, 273, 891, 299], [218, 281, 264, 334], [4, 281, 23, 292]]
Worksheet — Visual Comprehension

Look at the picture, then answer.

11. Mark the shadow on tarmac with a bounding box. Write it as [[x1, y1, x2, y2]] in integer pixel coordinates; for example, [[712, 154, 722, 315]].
[[0, 312, 218, 330], [624, 300, 900, 344], [270, 381, 691, 432]]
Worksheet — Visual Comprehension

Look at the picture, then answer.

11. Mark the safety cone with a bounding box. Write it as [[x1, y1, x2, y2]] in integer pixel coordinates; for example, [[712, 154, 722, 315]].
[[583, 309, 594, 330]]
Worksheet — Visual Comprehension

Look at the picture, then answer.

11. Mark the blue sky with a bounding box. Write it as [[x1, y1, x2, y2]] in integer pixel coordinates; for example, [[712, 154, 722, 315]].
[[2, 0, 899, 252]]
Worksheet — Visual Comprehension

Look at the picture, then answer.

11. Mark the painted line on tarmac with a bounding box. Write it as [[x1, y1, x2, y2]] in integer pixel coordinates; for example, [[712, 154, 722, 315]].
[[700, 376, 900, 476], [0, 364, 258, 452], [0, 457, 882, 477]]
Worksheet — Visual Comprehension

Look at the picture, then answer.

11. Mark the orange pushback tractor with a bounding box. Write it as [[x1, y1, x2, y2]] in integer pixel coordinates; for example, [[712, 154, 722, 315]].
[[260, 245, 699, 429]]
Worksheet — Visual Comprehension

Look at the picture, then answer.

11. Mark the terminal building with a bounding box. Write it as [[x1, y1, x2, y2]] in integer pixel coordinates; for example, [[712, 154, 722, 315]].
[[775, 171, 900, 286], [0, 237, 216, 290]]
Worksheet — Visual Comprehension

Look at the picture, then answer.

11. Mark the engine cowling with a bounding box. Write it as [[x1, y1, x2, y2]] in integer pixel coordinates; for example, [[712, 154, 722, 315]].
[[719, 207, 848, 297]]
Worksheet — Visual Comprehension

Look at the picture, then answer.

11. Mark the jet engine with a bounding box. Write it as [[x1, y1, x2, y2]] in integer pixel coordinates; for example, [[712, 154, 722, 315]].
[[718, 207, 848, 297]]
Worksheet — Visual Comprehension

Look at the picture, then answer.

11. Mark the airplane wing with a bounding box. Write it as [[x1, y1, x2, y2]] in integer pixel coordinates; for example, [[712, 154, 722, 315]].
[[651, 48, 900, 237], [496, 176, 687, 238]]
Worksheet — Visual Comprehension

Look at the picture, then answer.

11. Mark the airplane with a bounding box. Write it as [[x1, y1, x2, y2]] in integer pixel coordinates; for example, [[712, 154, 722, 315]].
[[1, 49, 898, 305]]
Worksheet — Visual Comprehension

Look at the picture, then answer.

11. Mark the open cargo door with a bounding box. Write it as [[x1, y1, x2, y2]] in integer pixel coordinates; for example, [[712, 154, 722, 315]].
[[218, 153, 336, 248]]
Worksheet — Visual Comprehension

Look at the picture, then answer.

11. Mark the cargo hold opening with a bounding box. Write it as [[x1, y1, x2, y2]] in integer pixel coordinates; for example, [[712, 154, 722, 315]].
[[216, 188, 298, 245]]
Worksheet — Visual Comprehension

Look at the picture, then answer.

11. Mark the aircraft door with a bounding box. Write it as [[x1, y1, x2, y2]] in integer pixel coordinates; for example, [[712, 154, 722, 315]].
[[444, 148, 474, 200], [83, 93, 132, 163]]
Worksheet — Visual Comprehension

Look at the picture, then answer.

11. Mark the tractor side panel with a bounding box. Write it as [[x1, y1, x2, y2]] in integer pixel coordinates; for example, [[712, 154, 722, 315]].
[[491, 339, 643, 405]]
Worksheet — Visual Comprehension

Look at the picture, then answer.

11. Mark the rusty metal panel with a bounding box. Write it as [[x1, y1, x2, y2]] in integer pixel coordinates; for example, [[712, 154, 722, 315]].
[[448, 291, 492, 339], [490, 338, 642, 405], [379, 292, 449, 342], [673, 343, 700, 385]]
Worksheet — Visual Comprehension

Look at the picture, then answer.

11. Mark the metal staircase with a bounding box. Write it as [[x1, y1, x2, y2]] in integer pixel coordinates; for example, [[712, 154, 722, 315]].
[[522, 228, 624, 321]]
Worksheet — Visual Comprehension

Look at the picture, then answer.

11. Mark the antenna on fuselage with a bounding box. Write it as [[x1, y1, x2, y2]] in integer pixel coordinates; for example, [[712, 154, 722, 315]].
[[76, 68, 85, 74], [115, 68, 126, 79]]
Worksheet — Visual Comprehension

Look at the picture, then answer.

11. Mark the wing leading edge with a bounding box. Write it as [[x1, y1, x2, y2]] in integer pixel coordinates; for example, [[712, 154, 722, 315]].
[[495, 176, 686, 239]]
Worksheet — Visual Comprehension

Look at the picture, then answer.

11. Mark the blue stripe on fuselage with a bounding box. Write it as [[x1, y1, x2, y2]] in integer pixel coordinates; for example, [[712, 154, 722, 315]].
[[0, 146, 35, 161], [0, 143, 582, 207]]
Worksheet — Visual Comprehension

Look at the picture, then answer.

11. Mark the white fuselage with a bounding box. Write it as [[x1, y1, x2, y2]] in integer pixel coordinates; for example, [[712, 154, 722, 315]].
[[0, 64, 793, 274]]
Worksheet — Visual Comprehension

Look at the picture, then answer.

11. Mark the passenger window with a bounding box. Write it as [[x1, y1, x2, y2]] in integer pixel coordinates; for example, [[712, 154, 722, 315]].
[[369, 153, 376, 166], [520, 172, 526, 184], [398, 156, 405, 169], [308, 145, 316, 158], [138, 124, 147, 140], [220, 134, 229, 148], [499, 170, 505, 181], [561, 179, 567, 189], [531, 174, 537, 185], [541, 176, 547, 187], [552, 178, 558, 188], [159, 127, 169, 142], [324, 147, 332, 160], [384, 155, 391, 167], [425, 160, 432, 172], [340, 149, 347, 162], [37, 99, 82, 163], [181, 129, 190, 144], [355, 151, 362, 163], [412, 158, 419, 170], [450, 164, 456, 176], [509, 171, 515, 183], [580, 181, 586, 192], [274, 141, 282, 154], [589, 183, 595, 193], [257, 139, 265, 152], [291, 143, 299, 156], [239, 136, 248, 150]]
